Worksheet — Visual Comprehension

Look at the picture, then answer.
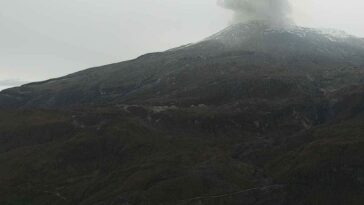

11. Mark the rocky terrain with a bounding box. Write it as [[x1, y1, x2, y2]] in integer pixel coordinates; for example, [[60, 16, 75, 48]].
[[0, 22, 363, 205]]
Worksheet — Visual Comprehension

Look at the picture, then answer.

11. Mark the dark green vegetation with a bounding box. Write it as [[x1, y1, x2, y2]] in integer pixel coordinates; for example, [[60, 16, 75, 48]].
[[0, 22, 364, 204], [0, 87, 363, 205]]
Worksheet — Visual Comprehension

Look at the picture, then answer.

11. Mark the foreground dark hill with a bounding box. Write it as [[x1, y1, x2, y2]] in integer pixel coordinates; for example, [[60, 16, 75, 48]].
[[0, 22, 364, 205], [1, 22, 364, 108], [0, 85, 363, 205]]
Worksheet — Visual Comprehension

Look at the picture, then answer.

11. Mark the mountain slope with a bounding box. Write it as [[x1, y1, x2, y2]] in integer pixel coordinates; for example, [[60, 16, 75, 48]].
[[1, 22, 364, 205], [1, 22, 364, 108], [0, 85, 363, 205]]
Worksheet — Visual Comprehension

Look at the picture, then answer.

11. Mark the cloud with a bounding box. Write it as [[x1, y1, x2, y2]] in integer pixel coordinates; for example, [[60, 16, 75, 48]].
[[218, 0, 293, 26], [0, 79, 27, 87]]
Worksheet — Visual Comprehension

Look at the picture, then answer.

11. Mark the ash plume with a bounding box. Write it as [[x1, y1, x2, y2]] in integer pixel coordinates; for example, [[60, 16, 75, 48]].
[[218, 0, 293, 26]]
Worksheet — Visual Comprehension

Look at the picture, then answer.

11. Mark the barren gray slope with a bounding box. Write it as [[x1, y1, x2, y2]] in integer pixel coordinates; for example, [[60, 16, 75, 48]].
[[1, 22, 364, 108]]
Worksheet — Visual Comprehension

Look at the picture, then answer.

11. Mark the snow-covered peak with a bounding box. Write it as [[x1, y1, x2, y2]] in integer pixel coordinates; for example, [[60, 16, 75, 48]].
[[316, 28, 353, 40], [282, 26, 354, 42], [206, 22, 354, 43], [168, 22, 363, 55]]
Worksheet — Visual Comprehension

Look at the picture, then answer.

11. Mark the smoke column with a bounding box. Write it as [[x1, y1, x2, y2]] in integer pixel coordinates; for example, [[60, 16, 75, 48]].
[[218, 0, 293, 26]]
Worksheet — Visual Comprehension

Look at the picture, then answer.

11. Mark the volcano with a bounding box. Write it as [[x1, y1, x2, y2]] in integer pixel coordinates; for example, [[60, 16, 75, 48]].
[[0, 23, 364, 205], [1, 22, 364, 108]]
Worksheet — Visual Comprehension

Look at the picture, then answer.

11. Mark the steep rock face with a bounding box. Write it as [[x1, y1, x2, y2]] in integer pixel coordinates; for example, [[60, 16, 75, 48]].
[[1, 22, 364, 108]]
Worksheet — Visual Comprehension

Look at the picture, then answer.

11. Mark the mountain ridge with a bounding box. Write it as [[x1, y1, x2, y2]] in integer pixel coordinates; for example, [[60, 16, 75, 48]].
[[1, 22, 364, 108]]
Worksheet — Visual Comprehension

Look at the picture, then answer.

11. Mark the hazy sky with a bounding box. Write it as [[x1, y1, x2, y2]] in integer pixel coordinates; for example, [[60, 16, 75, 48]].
[[1, 0, 364, 90]]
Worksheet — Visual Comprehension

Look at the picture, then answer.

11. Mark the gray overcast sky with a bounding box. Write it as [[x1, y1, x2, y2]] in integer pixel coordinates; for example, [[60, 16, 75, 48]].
[[1, 0, 364, 90]]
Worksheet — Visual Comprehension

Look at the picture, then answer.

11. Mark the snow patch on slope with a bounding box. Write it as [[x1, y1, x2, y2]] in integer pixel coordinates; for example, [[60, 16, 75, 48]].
[[206, 22, 354, 43]]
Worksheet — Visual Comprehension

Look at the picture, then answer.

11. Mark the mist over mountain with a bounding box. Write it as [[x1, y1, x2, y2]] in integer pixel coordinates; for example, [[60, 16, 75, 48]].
[[0, 18, 364, 205], [218, 0, 292, 26]]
